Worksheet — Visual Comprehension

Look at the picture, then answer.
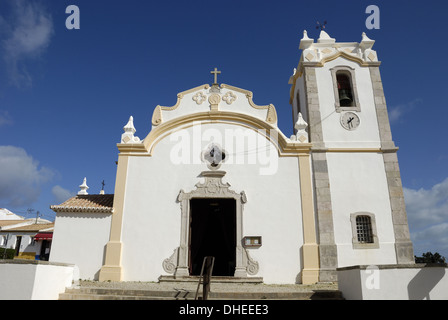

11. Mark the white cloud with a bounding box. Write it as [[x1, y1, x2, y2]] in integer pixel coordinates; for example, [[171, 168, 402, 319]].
[[0, 145, 55, 207], [411, 223, 448, 258], [0, 0, 54, 87], [388, 99, 422, 124], [404, 177, 448, 257], [0, 110, 13, 127], [51, 185, 75, 204]]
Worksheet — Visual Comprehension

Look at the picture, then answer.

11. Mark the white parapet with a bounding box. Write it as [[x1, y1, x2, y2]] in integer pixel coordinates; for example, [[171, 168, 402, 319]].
[[0, 260, 79, 300], [337, 264, 448, 300]]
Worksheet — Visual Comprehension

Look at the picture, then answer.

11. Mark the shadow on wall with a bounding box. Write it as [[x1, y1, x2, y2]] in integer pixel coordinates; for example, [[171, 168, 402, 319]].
[[407, 265, 446, 300]]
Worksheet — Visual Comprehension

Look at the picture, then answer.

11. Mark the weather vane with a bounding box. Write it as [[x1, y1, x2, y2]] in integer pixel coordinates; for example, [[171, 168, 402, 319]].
[[101, 180, 105, 191], [316, 20, 327, 31]]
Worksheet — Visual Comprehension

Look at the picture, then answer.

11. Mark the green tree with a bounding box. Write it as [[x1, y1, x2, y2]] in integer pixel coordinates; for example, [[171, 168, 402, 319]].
[[415, 252, 447, 264]]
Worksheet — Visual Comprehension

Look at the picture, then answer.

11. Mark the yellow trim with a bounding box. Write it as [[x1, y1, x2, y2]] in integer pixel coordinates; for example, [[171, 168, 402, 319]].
[[325, 148, 382, 153], [298, 155, 320, 284], [120, 111, 312, 157], [313, 147, 396, 153], [289, 51, 381, 105], [15, 252, 35, 260], [221, 84, 278, 124], [311, 50, 379, 68], [152, 84, 211, 126], [98, 155, 130, 282]]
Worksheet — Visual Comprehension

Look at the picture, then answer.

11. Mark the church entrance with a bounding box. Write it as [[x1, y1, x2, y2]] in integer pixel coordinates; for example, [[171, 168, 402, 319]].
[[189, 198, 236, 277]]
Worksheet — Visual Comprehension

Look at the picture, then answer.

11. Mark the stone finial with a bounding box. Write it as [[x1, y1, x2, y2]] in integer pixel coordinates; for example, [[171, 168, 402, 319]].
[[360, 32, 375, 50], [123, 116, 136, 134], [121, 116, 141, 144], [292, 113, 309, 143], [317, 30, 336, 44], [299, 30, 314, 50], [78, 177, 89, 195]]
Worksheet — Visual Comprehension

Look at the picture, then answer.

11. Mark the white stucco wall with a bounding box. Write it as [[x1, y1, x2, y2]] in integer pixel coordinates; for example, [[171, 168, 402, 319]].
[[120, 122, 304, 284], [50, 212, 112, 280], [326, 152, 397, 267]]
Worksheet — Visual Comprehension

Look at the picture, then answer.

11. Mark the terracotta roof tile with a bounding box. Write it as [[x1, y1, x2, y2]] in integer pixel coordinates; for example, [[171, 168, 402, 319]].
[[50, 194, 114, 213], [0, 220, 26, 227], [5, 223, 54, 232]]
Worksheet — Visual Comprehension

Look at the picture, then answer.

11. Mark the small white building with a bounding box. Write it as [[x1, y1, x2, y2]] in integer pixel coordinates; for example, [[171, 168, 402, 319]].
[[50, 31, 415, 285], [0, 211, 54, 261]]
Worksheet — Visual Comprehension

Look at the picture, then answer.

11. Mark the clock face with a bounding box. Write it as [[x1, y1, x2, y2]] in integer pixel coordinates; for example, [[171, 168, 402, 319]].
[[340, 112, 360, 131]]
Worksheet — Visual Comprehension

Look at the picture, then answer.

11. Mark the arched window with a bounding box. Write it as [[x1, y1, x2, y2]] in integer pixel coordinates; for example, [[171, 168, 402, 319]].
[[337, 73, 354, 107], [331, 66, 360, 112]]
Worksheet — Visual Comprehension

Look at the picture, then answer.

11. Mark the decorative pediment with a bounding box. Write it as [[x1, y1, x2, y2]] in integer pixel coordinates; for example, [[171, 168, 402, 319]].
[[151, 83, 278, 127]]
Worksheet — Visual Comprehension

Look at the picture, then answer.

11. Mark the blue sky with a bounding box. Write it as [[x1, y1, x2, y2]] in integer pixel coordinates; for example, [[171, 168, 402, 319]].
[[0, 0, 447, 259]]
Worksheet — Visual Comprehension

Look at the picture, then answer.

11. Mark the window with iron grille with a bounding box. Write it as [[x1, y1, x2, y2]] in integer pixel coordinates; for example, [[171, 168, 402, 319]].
[[350, 212, 379, 249], [356, 215, 374, 244]]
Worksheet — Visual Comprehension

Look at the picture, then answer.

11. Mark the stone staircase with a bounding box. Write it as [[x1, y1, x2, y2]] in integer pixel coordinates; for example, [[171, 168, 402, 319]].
[[59, 279, 344, 300]]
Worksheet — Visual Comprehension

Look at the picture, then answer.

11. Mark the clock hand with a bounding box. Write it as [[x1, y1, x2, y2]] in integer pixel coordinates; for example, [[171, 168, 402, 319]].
[[347, 117, 354, 128]]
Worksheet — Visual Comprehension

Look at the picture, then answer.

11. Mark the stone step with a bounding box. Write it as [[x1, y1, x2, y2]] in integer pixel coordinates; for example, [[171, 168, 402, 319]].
[[59, 286, 344, 300]]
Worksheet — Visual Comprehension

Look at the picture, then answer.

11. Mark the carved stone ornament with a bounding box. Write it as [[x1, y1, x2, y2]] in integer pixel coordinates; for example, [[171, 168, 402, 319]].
[[162, 247, 179, 274], [194, 171, 232, 196], [222, 91, 237, 105], [208, 94, 221, 112], [244, 249, 260, 276], [202, 144, 226, 170], [192, 92, 207, 105]]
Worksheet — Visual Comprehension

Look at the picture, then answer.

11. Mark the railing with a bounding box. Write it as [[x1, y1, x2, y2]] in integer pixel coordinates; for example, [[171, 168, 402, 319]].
[[195, 256, 215, 300]]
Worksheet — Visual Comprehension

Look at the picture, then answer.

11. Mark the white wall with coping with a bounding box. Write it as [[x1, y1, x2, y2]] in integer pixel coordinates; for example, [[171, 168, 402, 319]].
[[338, 264, 448, 300], [120, 122, 304, 284], [0, 260, 78, 300], [326, 152, 397, 267], [49, 212, 112, 280]]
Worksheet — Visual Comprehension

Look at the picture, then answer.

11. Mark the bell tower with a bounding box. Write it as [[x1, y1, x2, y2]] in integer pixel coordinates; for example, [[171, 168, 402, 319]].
[[289, 30, 414, 282]]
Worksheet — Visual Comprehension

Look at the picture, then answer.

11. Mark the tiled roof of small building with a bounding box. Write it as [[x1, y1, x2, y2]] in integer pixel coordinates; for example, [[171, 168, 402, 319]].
[[6, 223, 54, 232], [50, 194, 114, 213], [0, 220, 25, 227]]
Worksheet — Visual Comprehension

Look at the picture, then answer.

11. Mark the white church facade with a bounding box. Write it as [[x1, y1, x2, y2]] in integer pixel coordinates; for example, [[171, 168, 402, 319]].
[[49, 31, 414, 285]]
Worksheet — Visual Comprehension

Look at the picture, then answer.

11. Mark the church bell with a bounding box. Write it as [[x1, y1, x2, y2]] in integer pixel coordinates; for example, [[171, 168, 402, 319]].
[[339, 89, 353, 106]]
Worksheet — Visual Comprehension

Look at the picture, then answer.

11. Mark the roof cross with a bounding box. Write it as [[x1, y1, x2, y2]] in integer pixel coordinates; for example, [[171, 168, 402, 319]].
[[211, 68, 221, 85]]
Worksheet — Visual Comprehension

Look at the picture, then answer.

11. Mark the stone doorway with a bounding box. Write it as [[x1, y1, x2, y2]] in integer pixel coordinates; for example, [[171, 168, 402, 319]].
[[189, 198, 236, 276], [162, 171, 259, 279]]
